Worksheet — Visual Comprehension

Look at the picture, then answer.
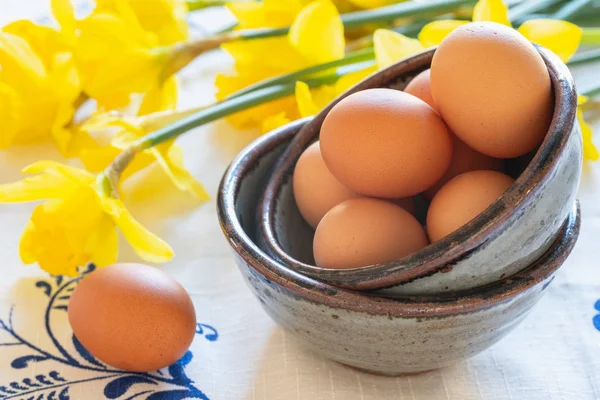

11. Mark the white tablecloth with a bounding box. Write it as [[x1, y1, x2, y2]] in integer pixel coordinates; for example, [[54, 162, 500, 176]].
[[1, 2, 599, 399]]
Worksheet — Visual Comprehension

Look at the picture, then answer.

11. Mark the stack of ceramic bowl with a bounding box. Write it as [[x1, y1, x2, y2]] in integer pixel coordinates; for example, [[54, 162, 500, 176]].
[[217, 48, 582, 375]]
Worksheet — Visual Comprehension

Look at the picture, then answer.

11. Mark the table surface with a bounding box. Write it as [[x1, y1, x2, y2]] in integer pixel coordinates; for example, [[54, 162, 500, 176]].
[[1, 2, 600, 400]]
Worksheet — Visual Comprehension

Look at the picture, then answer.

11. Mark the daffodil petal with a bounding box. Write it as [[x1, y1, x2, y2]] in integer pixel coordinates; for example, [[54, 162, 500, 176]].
[[334, 65, 376, 93], [0, 32, 46, 84], [19, 220, 37, 264], [264, 0, 305, 26], [100, 196, 174, 262], [125, 0, 189, 45], [22, 161, 95, 184], [473, 0, 511, 26], [261, 112, 291, 133], [418, 20, 469, 48], [0, 83, 22, 149], [138, 75, 179, 115], [150, 143, 210, 200], [51, 0, 76, 44], [2, 20, 68, 70], [289, 0, 345, 64], [518, 19, 582, 63], [227, 2, 267, 29], [374, 29, 425, 69], [50, 52, 80, 102], [18, 201, 87, 277], [51, 123, 74, 156], [295, 81, 321, 117], [86, 214, 119, 267], [0, 163, 88, 203]]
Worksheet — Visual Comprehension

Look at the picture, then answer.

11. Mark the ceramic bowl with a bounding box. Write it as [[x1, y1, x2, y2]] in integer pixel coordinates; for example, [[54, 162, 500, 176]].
[[257, 47, 582, 295], [217, 120, 581, 375]]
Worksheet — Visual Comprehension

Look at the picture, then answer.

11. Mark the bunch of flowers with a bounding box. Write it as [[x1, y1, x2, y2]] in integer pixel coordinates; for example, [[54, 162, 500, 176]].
[[0, 0, 598, 276]]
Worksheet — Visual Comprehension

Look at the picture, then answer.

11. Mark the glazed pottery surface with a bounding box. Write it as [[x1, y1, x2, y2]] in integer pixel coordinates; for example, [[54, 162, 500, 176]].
[[217, 121, 580, 375], [257, 47, 582, 295]]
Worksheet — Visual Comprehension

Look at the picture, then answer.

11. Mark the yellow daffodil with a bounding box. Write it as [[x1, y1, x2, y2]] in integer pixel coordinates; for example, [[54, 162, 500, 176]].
[[75, 1, 166, 107], [295, 29, 421, 118], [227, 0, 305, 29], [0, 31, 80, 153], [0, 161, 173, 276], [418, 20, 468, 48], [218, 0, 345, 131], [80, 115, 210, 200], [472, 0, 510, 26], [75, 78, 209, 200], [418, 0, 582, 63], [119, 0, 189, 45], [579, 96, 599, 161], [517, 19, 582, 63]]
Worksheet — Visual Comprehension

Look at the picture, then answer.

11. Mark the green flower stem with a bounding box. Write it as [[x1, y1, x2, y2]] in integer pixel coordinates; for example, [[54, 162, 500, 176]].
[[135, 67, 365, 150], [581, 28, 600, 46], [583, 84, 600, 98], [568, 48, 600, 65], [510, 0, 564, 24], [229, 48, 375, 99], [340, 0, 475, 29], [552, 0, 593, 21]]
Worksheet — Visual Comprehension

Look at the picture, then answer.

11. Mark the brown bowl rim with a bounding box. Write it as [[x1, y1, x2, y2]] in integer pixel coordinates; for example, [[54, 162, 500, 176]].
[[217, 119, 580, 318], [257, 46, 578, 290]]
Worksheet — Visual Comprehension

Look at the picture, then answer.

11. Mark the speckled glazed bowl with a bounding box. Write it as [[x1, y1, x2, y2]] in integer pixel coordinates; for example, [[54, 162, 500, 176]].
[[217, 120, 580, 375], [257, 47, 582, 296]]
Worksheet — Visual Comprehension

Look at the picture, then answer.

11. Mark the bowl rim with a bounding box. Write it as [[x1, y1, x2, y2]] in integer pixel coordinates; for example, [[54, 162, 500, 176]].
[[257, 46, 578, 290], [217, 119, 580, 318]]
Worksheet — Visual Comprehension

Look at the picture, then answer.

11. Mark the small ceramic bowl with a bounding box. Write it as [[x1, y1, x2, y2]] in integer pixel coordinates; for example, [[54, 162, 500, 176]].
[[217, 120, 580, 375], [257, 47, 582, 295]]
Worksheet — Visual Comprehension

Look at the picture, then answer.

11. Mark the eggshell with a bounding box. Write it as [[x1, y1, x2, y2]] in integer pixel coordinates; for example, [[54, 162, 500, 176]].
[[320, 88, 453, 198], [423, 135, 504, 200], [404, 69, 436, 110], [430, 22, 553, 158], [314, 198, 429, 269], [293, 142, 361, 228], [68, 263, 197, 372], [426, 170, 515, 242]]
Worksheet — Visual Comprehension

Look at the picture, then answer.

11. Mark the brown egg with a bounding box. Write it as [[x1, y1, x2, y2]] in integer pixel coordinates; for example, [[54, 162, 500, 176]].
[[426, 170, 515, 242], [293, 142, 361, 228], [423, 135, 504, 200], [314, 198, 429, 269], [320, 88, 452, 198], [405, 69, 436, 109], [430, 22, 553, 158], [68, 263, 197, 372]]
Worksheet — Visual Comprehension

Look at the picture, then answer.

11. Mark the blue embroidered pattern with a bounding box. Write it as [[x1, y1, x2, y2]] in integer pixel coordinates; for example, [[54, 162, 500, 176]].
[[0, 265, 218, 400], [593, 299, 600, 332]]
